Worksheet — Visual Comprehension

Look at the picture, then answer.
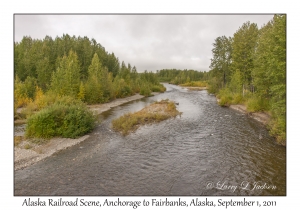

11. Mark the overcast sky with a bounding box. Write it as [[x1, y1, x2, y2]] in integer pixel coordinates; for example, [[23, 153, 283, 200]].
[[14, 14, 274, 72]]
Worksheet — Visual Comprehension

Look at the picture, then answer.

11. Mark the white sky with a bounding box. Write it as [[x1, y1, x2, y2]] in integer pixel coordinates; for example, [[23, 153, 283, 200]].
[[14, 14, 273, 72]]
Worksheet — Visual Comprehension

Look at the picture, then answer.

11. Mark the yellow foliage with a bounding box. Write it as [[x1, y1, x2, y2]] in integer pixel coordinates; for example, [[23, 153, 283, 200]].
[[35, 86, 43, 100], [14, 90, 32, 108], [14, 76, 32, 108], [78, 82, 85, 101]]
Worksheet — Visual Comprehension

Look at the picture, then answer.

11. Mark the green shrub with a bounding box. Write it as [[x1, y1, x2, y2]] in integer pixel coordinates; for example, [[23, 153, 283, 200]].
[[246, 96, 270, 112], [268, 115, 286, 145], [25, 98, 95, 139], [140, 84, 152, 96], [207, 77, 221, 94], [151, 84, 166, 92], [151, 85, 162, 92], [232, 93, 244, 104], [120, 85, 132, 97], [217, 88, 233, 107]]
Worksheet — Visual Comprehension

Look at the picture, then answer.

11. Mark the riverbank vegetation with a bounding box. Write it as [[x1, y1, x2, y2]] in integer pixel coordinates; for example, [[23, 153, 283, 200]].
[[155, 15, 286, 145], [14, 34, 165, 139], [208, 15, 286, 145], [112, 99, 181, 135], [180, 81, 207, 87], [157, 69, 208, 85]]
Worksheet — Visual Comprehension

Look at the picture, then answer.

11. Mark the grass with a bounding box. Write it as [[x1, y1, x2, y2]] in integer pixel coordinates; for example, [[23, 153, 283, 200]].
[[180, 81, 207, 87], [112, 99, 181, 135]]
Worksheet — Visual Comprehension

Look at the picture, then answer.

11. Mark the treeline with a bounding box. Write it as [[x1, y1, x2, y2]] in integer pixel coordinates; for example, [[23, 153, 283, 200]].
[[14, 34, 165, 139], [14, 34, 165, 108], [208, 15, 286, 144], [157, 69, 208, 84]]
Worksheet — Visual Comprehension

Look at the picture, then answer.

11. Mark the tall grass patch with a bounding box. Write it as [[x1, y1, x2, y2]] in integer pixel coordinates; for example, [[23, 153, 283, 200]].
[[112, 99, 181, 135]]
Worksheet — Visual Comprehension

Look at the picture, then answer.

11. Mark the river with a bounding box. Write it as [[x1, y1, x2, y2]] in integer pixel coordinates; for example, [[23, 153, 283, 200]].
[[14, 83, 286, 196]]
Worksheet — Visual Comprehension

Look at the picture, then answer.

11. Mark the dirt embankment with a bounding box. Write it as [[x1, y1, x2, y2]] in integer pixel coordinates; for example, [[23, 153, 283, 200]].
[[14, 93, 155, 170], [229, 104, 271, 125]]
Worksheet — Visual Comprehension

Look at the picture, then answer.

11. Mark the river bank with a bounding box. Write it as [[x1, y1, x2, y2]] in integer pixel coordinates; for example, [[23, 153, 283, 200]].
[[229, 104, 271, 125], [14, 93, 159, 170], [214, 96, 271, 126], [179, 85, 270, 126]]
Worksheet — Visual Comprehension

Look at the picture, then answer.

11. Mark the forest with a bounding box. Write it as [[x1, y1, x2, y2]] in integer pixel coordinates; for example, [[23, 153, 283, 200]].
[[14, 34, 165, 138], [157, 68, 208, 84]]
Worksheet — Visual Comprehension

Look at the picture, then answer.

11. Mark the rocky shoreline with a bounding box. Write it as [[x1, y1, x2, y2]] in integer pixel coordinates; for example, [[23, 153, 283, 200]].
[[14, 93, 155, 171]]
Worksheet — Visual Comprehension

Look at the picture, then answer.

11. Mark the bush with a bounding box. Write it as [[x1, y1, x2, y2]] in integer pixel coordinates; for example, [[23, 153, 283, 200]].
[[140, 84, 152, 96], [21, 91, 64, 119], [268, 115, 286, 145], [207, 77, 221, 94], [151, 84, 166, 92], [180, 81, 207, 87], [151, 85, 162, 92], [113, 78, 133, 98], [232, 93, 244, 104], [25, 98, 95, 139], [217, 88, 233, 107], [246, 96, 270, 112]]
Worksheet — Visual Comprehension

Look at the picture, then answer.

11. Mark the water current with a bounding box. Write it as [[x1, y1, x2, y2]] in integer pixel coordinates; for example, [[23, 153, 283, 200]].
[[14, 84, 286, 196]]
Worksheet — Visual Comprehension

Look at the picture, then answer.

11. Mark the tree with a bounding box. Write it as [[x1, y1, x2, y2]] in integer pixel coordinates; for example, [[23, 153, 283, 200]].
[[50, 50, 81, 98], [78, 81, 86, 101], [209, 36, 232, 87], [106, 52, 120, 77], [252, 21, 274, 97], [231, 22, 259, 88], [85, 53, 113, 104], [253, 15, 286, 142]]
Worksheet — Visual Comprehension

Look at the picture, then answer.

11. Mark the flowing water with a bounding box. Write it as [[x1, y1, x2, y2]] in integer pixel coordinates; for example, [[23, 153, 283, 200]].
[[14, 84, 286, 196]]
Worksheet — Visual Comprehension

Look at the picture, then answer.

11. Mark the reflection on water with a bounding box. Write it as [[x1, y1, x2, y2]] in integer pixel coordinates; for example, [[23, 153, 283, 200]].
[[14, 83, 286, 196]]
